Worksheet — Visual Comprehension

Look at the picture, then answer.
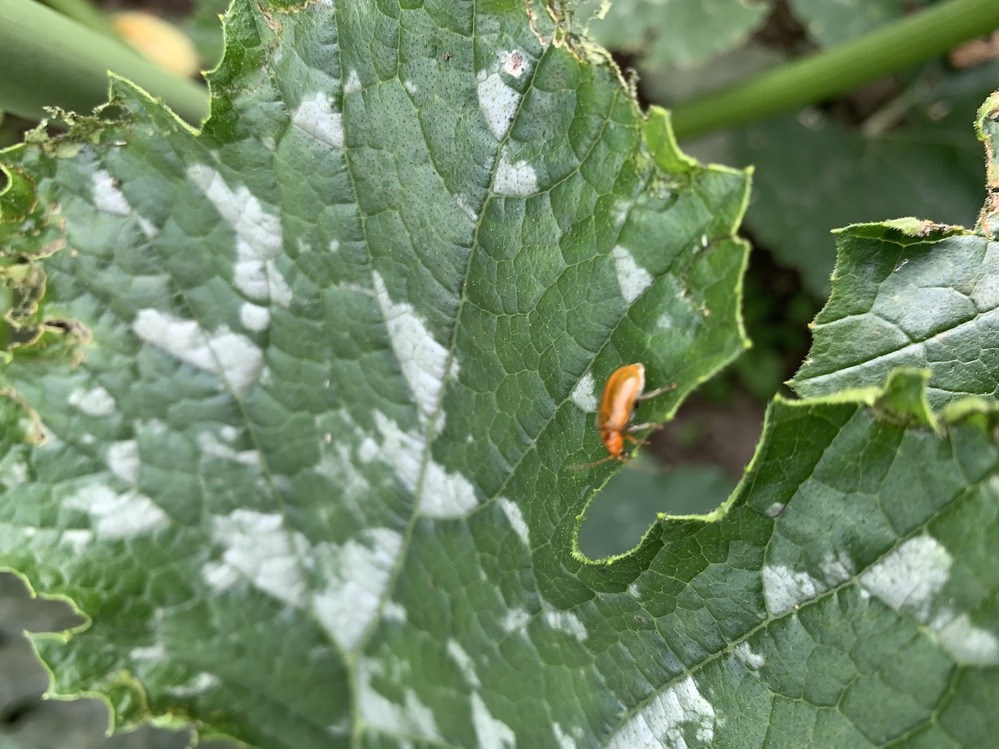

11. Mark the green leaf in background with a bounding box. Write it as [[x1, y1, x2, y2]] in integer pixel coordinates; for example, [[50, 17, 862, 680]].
[[792, 91, 999, 407], [184, 0, 230, 72], [575, 0, 769, 69], [788, 0, 930, 48], [792, 217, 999, 407]]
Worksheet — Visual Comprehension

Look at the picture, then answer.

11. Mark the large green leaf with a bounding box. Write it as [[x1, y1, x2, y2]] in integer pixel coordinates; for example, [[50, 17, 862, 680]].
[[4, 2, 999, 748], [0, 0, 749, 745]]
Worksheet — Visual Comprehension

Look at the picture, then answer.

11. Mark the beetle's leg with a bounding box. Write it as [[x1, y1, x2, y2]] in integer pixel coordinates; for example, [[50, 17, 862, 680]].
[[625, 421, 660, 432], [636, 382, 676, 401]]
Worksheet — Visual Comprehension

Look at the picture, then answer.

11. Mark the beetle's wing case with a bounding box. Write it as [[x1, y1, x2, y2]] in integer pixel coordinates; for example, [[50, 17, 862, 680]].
[[595, 363, 645, 431]]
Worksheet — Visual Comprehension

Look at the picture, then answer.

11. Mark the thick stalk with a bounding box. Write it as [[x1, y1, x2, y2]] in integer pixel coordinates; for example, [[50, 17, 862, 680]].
[[0, 0, 208, 127], [670, 0, 999, 139], [41, 0, 116, 38]]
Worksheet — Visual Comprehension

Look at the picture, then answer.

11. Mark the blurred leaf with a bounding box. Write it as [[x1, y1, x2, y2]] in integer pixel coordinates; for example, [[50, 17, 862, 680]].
[[578, 0, 769, 68], [789, 0, 931, 48], [184, 0, 230, 72]]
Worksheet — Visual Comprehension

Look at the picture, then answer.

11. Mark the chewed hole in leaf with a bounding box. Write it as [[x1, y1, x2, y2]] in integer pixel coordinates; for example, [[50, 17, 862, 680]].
[[577, 462, 734, 559]]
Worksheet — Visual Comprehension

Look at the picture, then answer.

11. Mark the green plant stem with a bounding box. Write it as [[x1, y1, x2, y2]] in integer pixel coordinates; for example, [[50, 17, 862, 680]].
[[0, 0, 208, 127], [42, 0, 116, 38], [670, 0, 999, 139]]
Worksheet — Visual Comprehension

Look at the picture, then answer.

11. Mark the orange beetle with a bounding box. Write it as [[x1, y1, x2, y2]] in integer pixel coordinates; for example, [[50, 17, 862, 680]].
[[568, 363, 674, 469]]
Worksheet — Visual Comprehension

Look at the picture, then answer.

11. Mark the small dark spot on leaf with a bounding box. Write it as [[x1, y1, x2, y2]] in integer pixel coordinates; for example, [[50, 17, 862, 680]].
[[111, 179, 121, 189], [634, 614, 645, 624], [442, 52, 452, 62]]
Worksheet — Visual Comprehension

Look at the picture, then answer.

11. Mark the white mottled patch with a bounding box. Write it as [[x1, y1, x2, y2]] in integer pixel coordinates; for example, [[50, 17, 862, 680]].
[[197, 431, 260, 466], [137, 215, 158, 237], [628, 582, 641, 598], [106, 440, 139, 483], [313, 527, 404, 651], [292, 92, 344, 149], [0, 455, 29, 487], [327, 718, 350, 738], [374, 412, 478, 517], [130, 643, 166, 661], [570, 372, 597, 412], [65, 484, 168, 538], [382, 600, 408, 623], [700, 234, 709, 249], [456, 195, 478, 222], [80, 434, 96, 445], [502, 608, 530, 633], [657, 314, 673, 330], [543, 607, 588, 642], [240, 302, 271, 332], [859, 536, 951, 621], [202, 560, 241, 591], [762, 564, 824, 616], [268, 260, 293, 307], [372, 272, 456, 430], [167, 672, 221, 697], [613, 200, 630, 229], [553, 723, 577, 749], [344, 70, 361, 94], [60, 529, 93, 553], [734, 642, 765, 670], [611, 245, 653, 304], [91, 169, 130, 216], [606, 676, 716, 749], [420, 458, 479, 517], [358, 437, 379, 463], [357, 658, 442, 740], [203, 510, 309, 606], [447, 639, 481, 687], [472, 692, 516, 749], [369, 414, 416, 481], [133, 309, 263, 397], [316, 441, 371, 507], [819, 550, 855, 586], [477, 70, 520, 141], [494, 153, 537, 196], [934, 612, 999, 665], [404, 80, 418, 94], [68, 385, 116, 416], [501, 50, 528, 78], [187, 164, 284, 303], [764, 502, 785, 518], [498, 497, 529, 547]]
